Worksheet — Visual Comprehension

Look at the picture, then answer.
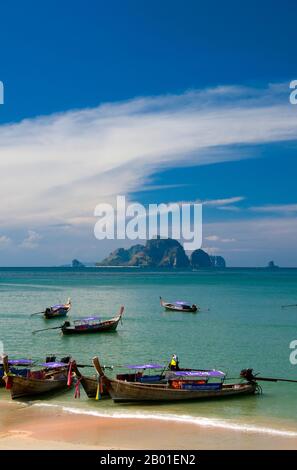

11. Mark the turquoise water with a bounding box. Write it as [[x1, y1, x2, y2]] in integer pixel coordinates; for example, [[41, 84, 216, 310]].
[[1, 267, 297, 434]]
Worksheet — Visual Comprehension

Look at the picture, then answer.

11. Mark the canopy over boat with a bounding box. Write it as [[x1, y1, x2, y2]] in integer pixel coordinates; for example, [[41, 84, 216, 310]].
[[174, 301, 192, 306], [40, 362, 69, 368], [0, 359, 34, 366], [173, 370, 225, 378], [74, 316, 101, 324], [125, 363, 164, 370]]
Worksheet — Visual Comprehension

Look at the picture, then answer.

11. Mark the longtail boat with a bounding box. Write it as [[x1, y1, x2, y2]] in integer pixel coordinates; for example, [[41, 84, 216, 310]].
[[31, 298, 72, 319], [0, 359, 35, 387], [92, 357, 257, 403], [1, 355, 73, 399], [33, 306, 124, 335], [160, 297, 198, 313], [74, 359, 232, 399]]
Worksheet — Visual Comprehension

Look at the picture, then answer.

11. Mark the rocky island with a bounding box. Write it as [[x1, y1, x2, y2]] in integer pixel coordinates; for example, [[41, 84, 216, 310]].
[[96, 238, 226, 268]]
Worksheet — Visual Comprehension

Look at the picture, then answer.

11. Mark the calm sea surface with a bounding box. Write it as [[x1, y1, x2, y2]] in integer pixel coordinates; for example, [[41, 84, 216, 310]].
[[1, 267, 297, 435]]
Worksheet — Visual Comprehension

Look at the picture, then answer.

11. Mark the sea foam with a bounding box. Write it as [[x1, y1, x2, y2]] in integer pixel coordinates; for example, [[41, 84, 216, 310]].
[[32, 402, 297, 438]]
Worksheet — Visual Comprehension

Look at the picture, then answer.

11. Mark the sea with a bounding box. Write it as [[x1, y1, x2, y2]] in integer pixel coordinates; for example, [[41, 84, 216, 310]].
[[1, 267, 297, 438]]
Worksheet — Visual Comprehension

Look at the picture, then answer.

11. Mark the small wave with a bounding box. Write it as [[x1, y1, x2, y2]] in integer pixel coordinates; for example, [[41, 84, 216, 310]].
[[32, 403, 297, 438]]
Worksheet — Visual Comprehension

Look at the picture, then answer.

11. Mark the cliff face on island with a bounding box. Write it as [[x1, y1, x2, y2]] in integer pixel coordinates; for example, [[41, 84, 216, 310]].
[[97, 238, 226, 268]]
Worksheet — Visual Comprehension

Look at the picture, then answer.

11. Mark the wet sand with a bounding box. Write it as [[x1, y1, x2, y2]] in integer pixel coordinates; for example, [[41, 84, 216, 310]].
[[0, 401, 297, 450]]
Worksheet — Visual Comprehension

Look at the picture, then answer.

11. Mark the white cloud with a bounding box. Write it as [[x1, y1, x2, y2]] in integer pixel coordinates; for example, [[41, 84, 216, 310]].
[[20, 230, 42, 249], [203, 197, 245, 207], [0, 235, 11, 248], [0, 83, 296, 234], [204, 246, 221, 255], [205, 235, 236, 243], [250, 203, 297, 213]]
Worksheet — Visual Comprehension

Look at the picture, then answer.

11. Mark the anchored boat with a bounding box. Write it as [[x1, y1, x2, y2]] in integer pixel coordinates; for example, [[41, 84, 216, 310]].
[[92, 357, 257, 403], [0, 358, 35, 387], [1, 355, 73, 399], [33, 306, 124, 335], [31, 298, 72, 319], [160, 297, 198, 313]]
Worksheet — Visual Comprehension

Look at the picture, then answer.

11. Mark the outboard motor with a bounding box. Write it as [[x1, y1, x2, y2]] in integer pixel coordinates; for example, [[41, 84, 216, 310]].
[[61, 356, 71, 364], [46, 355, 56, 363], [240, 368, 257, 382]]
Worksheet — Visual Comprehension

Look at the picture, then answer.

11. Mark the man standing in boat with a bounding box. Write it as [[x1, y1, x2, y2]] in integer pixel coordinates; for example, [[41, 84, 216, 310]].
[[169, 354, 180, 371]]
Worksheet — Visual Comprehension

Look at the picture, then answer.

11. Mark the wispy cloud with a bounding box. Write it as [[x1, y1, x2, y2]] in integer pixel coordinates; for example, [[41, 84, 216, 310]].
[[203, 196, 245, 207], [20, 230, 42, 249], [0, 83, 295, 234], [0, 235, 11, 248], [250, 203, 297, 213], [205, 235, 236, 243]]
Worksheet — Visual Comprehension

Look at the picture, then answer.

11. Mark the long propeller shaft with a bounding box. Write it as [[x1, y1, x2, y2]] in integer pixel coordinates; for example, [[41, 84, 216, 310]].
[[32, 325, 63, 334]]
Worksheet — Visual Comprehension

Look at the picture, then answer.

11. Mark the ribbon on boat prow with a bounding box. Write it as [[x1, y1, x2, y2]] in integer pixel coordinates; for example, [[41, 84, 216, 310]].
[[67, 360, 73, 386], [93, 356, 105, 400], [1, 355, 13, 389]]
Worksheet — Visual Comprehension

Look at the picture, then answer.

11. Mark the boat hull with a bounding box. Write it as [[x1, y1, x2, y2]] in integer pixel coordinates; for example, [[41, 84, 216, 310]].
[[79, 373, 165, 398], [105, 379, 257, 402], [62, 317, 121, 335], [3, 373, 68, 399], [44, 306, 71, 319], [79, 375, 109, 398], [160, 299, 198, 313], [164, 305, 197, 313], [0, 367, 29, 387]]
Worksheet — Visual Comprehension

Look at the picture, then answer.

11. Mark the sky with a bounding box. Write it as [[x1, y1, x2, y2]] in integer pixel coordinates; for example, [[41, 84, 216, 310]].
[[0, 0, 297, 267]]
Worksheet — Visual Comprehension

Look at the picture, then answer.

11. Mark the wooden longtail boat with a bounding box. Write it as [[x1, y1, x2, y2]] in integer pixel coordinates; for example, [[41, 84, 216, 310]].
[[0, 359, 34, 387], [62, 306, 123, 335], [160, 297, 198, 313], [33, 306, 124, 336], [1, 355, 73, 399], [92, 357, 257, 403], [31, 298, 72, 319], [75, 358, 232, 399], [44, 298, 72, 319]]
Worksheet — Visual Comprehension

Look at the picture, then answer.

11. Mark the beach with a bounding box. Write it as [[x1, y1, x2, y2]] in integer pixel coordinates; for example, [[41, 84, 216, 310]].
[[0, 401, 297, 450]]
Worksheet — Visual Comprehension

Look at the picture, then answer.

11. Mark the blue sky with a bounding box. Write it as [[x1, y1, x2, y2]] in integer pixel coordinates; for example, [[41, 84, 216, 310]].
[[0, 1, 297, 266]]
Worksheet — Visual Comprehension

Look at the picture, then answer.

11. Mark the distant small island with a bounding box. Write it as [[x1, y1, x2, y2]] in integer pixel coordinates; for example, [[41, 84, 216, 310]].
[[96, 238, 226, 268], [266, 260, 279, 270], [72, 259, 85, 268]]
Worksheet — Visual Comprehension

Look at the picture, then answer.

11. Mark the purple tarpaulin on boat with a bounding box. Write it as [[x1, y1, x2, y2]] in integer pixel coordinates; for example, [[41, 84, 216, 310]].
[[173, 370, 225, 378], [76, 316, 100, 322], [174, 301, 191, 306], [40, 362, 68, 368], [52, 304, 65, 310], [0, 359, 34, 366], [125, 363, 164, 370]]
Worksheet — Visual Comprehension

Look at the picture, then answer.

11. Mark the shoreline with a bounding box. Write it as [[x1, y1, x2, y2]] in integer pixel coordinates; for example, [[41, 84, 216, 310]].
[[0, 401, 297, 450]]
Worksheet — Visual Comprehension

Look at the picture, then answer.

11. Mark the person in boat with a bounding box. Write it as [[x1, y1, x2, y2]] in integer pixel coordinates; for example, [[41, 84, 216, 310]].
[[169, 354, 180, 371]]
